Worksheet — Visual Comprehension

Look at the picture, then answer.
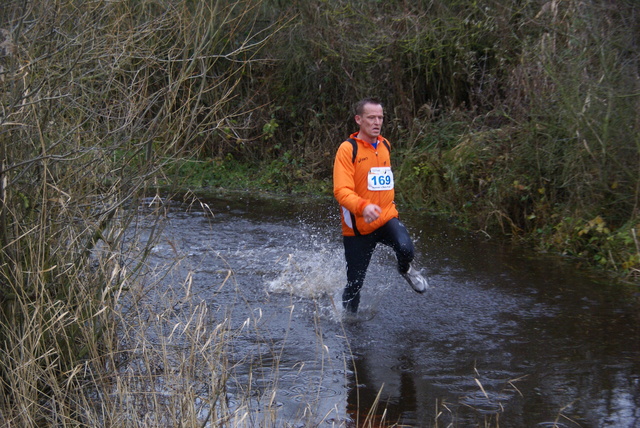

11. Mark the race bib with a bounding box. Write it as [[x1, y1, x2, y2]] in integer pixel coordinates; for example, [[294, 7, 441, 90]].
[[368, 167, 394, 191]]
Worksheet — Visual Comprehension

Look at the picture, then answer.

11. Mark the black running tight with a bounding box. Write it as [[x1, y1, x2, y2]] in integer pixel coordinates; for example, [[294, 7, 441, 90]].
[[341, 218, 414, 312]]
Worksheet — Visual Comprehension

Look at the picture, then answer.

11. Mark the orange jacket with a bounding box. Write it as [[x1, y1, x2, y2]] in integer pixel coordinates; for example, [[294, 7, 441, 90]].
[[333, 132, 398, 236]]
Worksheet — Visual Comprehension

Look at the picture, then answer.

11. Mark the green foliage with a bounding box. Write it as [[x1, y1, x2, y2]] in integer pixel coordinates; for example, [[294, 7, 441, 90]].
[[159, 153, 331, 194], [532, 216, 640, 280]]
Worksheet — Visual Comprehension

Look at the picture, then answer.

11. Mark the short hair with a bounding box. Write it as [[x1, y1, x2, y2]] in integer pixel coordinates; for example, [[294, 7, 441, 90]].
[[354, 98, 383, 116]]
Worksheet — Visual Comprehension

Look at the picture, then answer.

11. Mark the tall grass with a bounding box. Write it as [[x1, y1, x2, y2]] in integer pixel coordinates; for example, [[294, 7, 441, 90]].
[[0, 0, 283, 424]]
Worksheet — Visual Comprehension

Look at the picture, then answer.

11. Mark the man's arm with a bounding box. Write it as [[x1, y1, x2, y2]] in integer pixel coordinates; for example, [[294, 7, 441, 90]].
[[333, 141, 370, 216]]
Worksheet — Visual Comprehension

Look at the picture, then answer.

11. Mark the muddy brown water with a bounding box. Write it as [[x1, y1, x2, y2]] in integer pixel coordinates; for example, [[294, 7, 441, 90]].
[[139, 191, 640, 427]]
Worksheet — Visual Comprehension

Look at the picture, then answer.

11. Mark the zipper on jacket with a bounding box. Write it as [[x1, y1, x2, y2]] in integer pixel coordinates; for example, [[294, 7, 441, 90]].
[[373, 146, 382, 205]]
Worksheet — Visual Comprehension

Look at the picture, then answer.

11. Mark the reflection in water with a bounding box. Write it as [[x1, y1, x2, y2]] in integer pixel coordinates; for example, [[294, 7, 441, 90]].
[[144, 191, 639, 427]]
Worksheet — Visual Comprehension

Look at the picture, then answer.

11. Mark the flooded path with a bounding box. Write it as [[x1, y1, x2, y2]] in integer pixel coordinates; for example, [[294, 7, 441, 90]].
[[141, 191, 640, 427]]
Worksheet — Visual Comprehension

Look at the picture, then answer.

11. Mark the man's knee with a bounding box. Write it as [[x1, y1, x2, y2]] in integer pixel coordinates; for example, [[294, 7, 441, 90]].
[[392, 225, 414, 259], [391, 222, 415, 271], [399, 238, 415, 258]]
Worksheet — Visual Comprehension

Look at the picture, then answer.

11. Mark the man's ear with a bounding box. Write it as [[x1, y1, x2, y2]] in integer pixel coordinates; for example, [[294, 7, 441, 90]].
[[354, 115, 362, 126]]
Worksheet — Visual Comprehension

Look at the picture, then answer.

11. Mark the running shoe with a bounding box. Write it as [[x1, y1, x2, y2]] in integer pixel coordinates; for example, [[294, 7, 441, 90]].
[[402, 266, 429, 293]]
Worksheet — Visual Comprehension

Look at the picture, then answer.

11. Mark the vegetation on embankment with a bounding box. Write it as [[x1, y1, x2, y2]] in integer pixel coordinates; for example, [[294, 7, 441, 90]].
[[0, 0, 638, 425]]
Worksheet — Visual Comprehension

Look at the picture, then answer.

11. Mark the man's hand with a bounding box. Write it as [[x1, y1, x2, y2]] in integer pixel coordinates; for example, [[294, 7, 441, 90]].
[[363, 204, 382, 223]]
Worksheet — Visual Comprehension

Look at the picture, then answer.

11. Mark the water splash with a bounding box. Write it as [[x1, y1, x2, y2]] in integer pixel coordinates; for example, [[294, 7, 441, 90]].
[[266, 246, 345, 300]]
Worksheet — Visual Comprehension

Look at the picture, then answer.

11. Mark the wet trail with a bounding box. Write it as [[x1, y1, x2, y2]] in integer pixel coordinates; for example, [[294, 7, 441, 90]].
[[142, 191, 640, 427]]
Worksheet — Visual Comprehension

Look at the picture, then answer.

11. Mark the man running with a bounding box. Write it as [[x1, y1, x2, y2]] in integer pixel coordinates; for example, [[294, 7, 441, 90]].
[[333, 97, 429, 313]]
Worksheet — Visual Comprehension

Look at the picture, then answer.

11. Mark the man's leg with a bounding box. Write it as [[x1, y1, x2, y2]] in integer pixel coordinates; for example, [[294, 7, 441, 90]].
[[378, 218, 429, 293], [342, 234, 376, 312], [377, 218, 415, 274]]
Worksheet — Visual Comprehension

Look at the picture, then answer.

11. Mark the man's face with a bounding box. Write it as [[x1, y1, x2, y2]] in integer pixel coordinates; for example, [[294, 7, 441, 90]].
[[355, 103, 384, 141]]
